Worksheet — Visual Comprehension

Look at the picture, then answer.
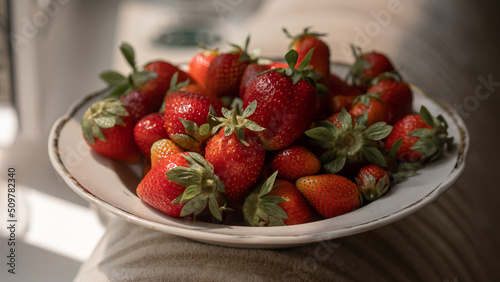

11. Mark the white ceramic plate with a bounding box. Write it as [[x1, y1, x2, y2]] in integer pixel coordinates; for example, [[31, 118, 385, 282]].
[[48, 65, 469, 248]]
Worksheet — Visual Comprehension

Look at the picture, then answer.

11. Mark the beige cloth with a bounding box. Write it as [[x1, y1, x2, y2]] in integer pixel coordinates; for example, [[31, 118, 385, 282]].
[[75, 0, 500, 281]]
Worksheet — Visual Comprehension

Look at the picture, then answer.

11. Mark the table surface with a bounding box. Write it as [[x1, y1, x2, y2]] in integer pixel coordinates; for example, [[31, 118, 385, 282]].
[[71, 0, 500, 281]]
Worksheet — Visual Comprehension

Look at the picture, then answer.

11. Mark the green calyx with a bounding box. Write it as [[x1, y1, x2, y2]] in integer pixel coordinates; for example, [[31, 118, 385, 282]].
[[352, 92, 383, 107], [209, 100, 265, 146], [305, 108, 393, 174], [170, 118, 212, 152], [409, 106, 454, 162], [242, 171, 289, 227], [356, 172, 389, 201], [262, 48, 322, 86], [81, 98, 129, 145], [345, 45, 370, 87], [282, 26, 327, 49], [99, 42, 158, 97], [168, 152, 226, 221]]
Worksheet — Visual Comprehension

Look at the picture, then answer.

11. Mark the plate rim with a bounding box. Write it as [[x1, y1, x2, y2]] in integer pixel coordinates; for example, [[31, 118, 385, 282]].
[[48, 70, 470, 248]]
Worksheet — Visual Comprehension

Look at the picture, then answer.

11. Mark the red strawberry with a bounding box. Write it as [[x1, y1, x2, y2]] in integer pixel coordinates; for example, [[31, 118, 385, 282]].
[[284, 27, 330, 77], [81, 98, 141, 164], [133, 113, 168, 159], [242, 172, 317, 226], [150, 139, 184, 167], [205, 37, 254, 97], [349, 93, 392, 126], [243, 49, 320, 150], [117, 89, 161, 123], [346, 46, 395, 90], [307, 108, 392, 174], [385, 106, 454, 163], [239, 63, 270, 98], [271, 145, 321, 182], [188, 47, 219, 88], [137, 152, 226, 220], [296, 174, 361, 218], [367, 79, 412, 124], [328, 73, 363, 97], [142, 60, 191, 101], [356, 164, 390, 201], [205, 102, 266, 204], [163, 90, 223, 152]]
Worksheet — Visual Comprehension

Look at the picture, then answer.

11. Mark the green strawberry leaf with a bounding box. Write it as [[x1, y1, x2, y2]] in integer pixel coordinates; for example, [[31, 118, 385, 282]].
[[305, 127, 335, 144], [120, 42, 136, 70], [285, 49, 299, 69], [363, 122, 393, 140], [242, 100, 258, 118], [338, 108, 353, 130], [208, 194, 222, 221], [100, 70, 128, 86], [297, 48, 314, 71], [419, 106, 436, 128], [388, 138, 403, 157], [108, 83, 132, 98], [323, 156, 346, 174], [362, 146, 387, 167], [131, 70, 158, 88], [259, 171, 279, 197]]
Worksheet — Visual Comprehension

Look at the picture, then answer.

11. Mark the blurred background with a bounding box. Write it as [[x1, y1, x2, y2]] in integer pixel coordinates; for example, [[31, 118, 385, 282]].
[[1, 0, 499, 281]]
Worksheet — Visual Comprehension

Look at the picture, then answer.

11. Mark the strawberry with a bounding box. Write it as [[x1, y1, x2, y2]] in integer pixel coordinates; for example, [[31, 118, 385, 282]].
[[239, 63, 270, 98], [137, 152, 226, 220], [346, 46, 395, 90], [367, 78, 413, 124], [349, 93, 392, 126], [150, 139, 184, 167], [205, 101, 266, 204], [243, 49, 320, 150], [328, 73, 363, 97], [284, 27, 330, 77], [356, 164, 390, 201], [163, 90, 223, 152], [306, 108, 392, 174], [385, 106, 454, 163], [188, 47, 219, 88], [329, 95, 355, 114], [271, 145, 321, 182], [205, 36, 254, 97], [118, 89, 162, 123], [81, 98, 141, 164], [133, 113, 168, 159], [296, 174, 361, 218], [242, 172, 317, 226], [142, 60, 192, 102]]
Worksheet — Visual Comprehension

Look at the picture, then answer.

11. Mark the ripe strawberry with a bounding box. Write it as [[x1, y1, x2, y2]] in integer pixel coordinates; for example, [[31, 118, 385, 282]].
[[118, 89, 161, 123], [188, 47, 219, 88], [346, 46, 395, 90], [271, 145, 321, 182], [205, 101, 266, 204], [349, 93, 392, 126], [133, 113, 168, 159], [284, 27, 330, 77], [367, 78, 412, 124], [81, 98, 141, 164], [142, 60, 191, 102], [137, 152, 226, 220], [239, 63, 270, 98], [163, 90, 223, 152], [385, 106, 454, 163], [150, 139, 184, 167], [205, 36, 254, 97], [328, 73, 363, 97], [296, 174, 361, 218], [242, 172, 317, 226], [306, 108, 392, 174], [243, 49, 320, 150], [356, 164, 390, 201]]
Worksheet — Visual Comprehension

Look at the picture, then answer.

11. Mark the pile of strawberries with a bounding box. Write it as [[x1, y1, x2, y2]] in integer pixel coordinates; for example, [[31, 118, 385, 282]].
[[81, 27, 454, 226]]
